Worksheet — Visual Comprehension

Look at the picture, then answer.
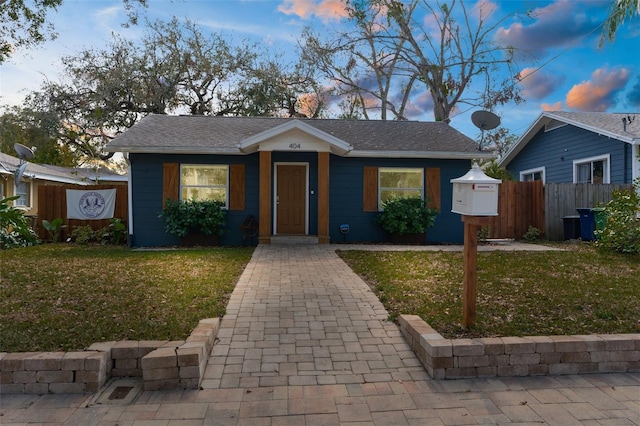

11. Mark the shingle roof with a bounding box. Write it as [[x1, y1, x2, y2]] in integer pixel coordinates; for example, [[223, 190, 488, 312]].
[[499, 111, 640, 166], [546, 111, 640, 141], [0, 152, 126, 184], [106, 115, 489, 159]]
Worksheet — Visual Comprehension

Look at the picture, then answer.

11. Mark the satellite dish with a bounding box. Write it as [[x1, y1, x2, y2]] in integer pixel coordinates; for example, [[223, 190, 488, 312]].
[[14, 162, 28, 185], [471, 110, 501, 131], [14, 143, 34, 160]]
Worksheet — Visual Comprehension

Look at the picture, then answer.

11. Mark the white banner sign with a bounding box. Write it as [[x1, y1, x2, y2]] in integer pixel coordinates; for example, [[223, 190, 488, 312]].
[[66, 189, 116, 220]]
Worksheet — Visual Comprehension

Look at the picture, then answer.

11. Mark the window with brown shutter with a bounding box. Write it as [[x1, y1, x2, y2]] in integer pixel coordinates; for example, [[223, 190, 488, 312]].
[[229, 164, 245, 211], [162, 163, 179, 205], [363, 166, 378, 212], [425, 167, 441, 211]]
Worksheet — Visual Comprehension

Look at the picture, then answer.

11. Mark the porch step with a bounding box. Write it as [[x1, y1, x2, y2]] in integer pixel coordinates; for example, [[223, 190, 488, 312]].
[[270, 236, 319, 245]]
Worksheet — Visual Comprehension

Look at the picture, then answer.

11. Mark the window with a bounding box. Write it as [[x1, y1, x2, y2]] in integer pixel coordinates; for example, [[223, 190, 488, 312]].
[[379, 167, 423, 208], [180, 165, 228, 206], [14, 181, 31, 208], [573, 155, 610, 184], [520, 167, 545, 183]]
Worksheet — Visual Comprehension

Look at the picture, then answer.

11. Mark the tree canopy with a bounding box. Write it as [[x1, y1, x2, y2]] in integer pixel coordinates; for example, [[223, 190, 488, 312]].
[[0, 0, 147, 63], [303, 0, 523, 123]]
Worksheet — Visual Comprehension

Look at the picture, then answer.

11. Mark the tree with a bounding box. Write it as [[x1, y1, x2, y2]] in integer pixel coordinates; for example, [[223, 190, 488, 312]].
[[0, 0, 147, 64], [600, 0, 640, 46], [0, 106, 78, 166], [304, 0, 523, 122], [478, 126, 518, 158], [302, 2, 414, 120], [12, 17, 324, 162]]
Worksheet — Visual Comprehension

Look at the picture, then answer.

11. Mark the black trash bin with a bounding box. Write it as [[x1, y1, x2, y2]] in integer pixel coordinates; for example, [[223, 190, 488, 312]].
[[576, 208, 596, 241], [562, 215, 581, 240]]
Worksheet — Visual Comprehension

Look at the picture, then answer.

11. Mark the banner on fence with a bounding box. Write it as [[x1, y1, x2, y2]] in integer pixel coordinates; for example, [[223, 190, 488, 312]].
[[66, 189, 117, 220]]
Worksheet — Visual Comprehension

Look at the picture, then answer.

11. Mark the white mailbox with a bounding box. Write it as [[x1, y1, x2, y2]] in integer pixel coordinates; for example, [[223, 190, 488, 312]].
[[450, 163, 501, 216]]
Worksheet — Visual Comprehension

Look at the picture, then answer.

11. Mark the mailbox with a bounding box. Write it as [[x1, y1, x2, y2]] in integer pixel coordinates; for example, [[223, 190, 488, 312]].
[[450, 163, 501, 216]]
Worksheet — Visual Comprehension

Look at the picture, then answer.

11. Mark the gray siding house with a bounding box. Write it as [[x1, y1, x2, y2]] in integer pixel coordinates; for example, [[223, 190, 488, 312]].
[[106, 115, 491, 247], [499, 111, 640, 184]]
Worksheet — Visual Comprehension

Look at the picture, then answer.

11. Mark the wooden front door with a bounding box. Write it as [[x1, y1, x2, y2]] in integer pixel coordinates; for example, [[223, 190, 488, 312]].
[[276, 165, 306, 234]]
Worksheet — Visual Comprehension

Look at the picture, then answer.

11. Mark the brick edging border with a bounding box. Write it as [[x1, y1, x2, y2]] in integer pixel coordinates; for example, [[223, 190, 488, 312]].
[[399, 314, 640, 380], [0, 318, 219, 394]]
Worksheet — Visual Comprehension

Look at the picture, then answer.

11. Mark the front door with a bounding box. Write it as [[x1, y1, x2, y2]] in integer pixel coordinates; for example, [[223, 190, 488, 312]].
[[276, 164, 306, 234]]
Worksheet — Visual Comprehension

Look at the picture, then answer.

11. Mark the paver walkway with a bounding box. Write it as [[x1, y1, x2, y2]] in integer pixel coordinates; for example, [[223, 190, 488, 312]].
[[1, 243, 639, 425]]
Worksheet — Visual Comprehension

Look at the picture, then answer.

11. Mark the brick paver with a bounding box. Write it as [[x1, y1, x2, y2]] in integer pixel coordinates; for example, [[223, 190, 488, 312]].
[[1, 243, 639, 425]]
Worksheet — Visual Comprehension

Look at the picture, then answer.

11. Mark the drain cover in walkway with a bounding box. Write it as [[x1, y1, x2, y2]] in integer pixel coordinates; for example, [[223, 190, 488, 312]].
[[93, 378, 142, 406]]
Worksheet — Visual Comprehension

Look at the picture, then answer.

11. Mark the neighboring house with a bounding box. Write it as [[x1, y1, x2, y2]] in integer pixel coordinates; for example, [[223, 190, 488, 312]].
[[0, 152, 127, 218], [499, 111, 640, 184], [106, 115, 492, 247]]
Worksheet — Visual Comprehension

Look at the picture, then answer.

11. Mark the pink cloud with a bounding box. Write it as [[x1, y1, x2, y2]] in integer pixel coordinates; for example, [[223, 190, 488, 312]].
[[494, 0, 600, 54], [565, 67, 630, 111], [470, 0, 498, 21], [517, 67, 564, 101], [278, 0, 348, 21], [542, 101, 563, 111]]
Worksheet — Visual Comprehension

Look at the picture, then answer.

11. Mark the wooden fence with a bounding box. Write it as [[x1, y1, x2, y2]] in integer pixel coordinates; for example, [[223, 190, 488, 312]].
[[544, 183, 633, 241], [487, 180, 544, 240], [36, 184, 128, 241]]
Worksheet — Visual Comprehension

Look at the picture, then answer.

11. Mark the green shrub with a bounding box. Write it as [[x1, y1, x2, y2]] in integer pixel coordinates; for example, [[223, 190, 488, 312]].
[[96, 218, 127, 245], [159, 199, 227, 237], [595, 182, 640, 254], [375, 196, 438, 235], [42, 218, 67, 243], [522, 226, 541, 241], [0, 196, 38, 249], [71, 225, 97, 245]]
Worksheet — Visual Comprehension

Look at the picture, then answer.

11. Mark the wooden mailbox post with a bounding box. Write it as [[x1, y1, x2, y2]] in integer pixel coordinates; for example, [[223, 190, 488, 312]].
[[451, 164, 501, 328]]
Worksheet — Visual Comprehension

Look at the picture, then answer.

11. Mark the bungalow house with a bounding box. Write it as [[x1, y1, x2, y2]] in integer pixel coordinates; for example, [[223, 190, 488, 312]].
[[106, 115, 491, 246], [499, 111, 640, 184], [0, 152, 127, 219]]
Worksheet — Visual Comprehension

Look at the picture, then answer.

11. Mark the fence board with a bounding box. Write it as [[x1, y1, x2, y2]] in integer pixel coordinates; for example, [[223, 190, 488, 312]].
[[36, 185, 127, 241], [488, 180, 544, 240], [544, 183, 632, 241]]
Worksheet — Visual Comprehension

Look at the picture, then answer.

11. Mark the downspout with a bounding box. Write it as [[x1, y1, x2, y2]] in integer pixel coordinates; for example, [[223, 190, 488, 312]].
[[125, 153, 134, 247]]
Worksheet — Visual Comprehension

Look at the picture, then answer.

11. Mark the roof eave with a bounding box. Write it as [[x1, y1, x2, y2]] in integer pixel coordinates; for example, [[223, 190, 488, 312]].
[[347, 150, 494, 160], [107, 147, 244, 155]]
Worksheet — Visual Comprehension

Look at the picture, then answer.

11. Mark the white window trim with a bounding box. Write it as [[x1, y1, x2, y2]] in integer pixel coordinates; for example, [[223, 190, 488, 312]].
[[519, 166, 546, 183], [13, 180, 32, 209], [378, 167, 424, 211], [179, 164, 230, 208], [573, 154, 610, 184], [633, 144, 640, 182]]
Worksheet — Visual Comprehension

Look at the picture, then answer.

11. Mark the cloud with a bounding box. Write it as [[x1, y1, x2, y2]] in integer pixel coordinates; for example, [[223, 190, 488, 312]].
[[470, 0, 499, 21], [277, 0, 348, 22], [626, 76, 640, 108], [542, 101, 563, 111], [494, 0, 602, 54], [565, 67, 630, 111], [518, 67, 564, 101]]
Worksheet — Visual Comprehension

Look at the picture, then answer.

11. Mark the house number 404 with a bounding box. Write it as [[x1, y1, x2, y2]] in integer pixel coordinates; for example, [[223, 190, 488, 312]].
[[289, 143, 301, 149]]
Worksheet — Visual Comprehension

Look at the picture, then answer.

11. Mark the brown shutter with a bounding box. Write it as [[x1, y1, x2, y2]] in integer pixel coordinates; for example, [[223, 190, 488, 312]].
[[229, 164, 245, 211], [363, 166, 378, 212], [426, 167, 441, 211], [162, 163, 179, 205]]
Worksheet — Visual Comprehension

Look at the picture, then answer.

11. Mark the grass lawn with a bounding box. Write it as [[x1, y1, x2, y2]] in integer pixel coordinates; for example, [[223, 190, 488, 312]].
[[338, 244, 640, 339], [0, 245, 253, 352]]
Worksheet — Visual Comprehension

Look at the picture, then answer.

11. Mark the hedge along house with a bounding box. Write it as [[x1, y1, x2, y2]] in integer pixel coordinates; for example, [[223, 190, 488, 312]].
[[106, 115, 491, 247]]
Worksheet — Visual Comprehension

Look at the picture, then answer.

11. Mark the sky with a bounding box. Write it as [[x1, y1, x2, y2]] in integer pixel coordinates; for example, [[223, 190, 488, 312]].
[[0, 0, 639, 141]]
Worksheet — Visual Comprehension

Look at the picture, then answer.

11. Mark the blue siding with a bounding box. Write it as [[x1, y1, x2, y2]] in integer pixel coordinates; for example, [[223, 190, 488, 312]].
[[328, 157, 471, 244], [129, 153, 260, 247], [507, 125, 630, 184], [129, 152, 472, 247]]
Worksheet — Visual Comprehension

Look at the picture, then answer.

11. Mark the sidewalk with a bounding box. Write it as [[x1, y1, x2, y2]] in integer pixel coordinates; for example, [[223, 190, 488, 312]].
[[1, 243, 639, 425]]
